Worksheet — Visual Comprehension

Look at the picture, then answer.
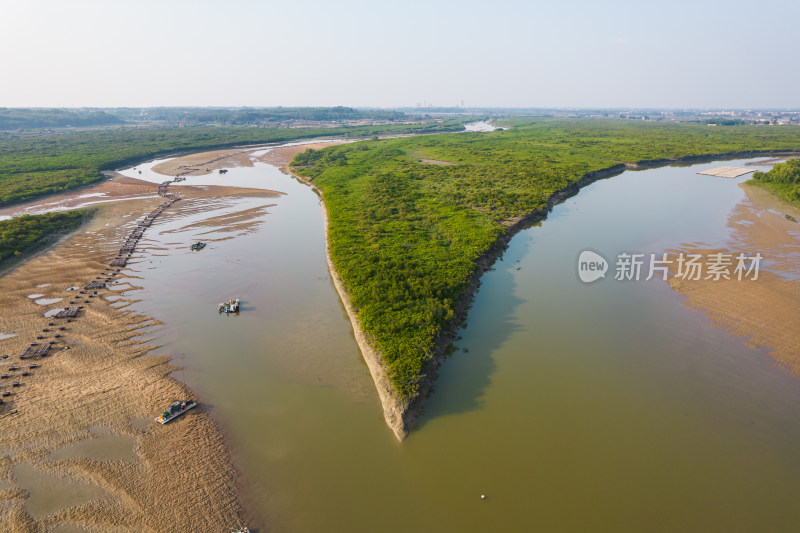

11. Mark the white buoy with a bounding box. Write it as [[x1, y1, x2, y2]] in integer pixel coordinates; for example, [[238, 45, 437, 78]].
[[481, 494, 486, 500]]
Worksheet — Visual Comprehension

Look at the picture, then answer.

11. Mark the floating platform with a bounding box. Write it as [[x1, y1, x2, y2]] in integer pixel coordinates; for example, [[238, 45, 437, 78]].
[[21, 344, 50, 359], [697, 166, 755, 178], [106, 182, 180, 269], [84, 280, 106, 290], [49, 307, 81, 319]]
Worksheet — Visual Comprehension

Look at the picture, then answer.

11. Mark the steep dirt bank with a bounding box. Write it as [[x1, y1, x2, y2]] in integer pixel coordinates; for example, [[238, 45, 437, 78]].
[[269, 143, 410, 439], [624, 150, 800, 170]]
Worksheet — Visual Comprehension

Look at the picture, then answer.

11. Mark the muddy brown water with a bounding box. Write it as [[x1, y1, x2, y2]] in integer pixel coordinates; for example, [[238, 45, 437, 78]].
[[107, 154, 800, 532]]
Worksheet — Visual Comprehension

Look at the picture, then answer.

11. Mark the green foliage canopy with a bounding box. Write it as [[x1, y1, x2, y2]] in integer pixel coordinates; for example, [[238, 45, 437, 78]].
[[751, 158, 800, 205], [294, 118, 800, 399], [0, 120, 469, 207], [0, 210, 92, 266]]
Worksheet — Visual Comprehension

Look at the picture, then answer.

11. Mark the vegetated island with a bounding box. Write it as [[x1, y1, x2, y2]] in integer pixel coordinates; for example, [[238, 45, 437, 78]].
[[750, 157, 800, 206], [290, 118, 800, 440]]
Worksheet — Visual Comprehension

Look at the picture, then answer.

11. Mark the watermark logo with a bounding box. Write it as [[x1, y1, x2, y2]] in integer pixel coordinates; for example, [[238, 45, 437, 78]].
[[577, 250, 609, 283], [577, 249, 762, 283]]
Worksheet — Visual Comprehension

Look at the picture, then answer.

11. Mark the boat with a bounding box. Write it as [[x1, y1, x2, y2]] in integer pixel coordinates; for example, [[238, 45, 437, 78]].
[[232, 528, 249, 533], [190, 241, 206, 251], [218, 298, 240, 313], [156, 400, 197, 424]]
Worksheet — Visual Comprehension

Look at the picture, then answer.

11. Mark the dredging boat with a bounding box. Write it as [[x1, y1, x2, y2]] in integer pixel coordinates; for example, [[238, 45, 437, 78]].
[[218, 298, 240, 313], [190, 241, 207, 251], [156, 400, 197, 424]]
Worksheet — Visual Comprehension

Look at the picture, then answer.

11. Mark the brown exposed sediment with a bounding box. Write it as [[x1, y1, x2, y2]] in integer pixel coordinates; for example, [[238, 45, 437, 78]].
[[419, 158, 456, 166], [745, 155, 797, 167], [667, 183, 800, 376], [0, 176, 158, 220], [150, 141, 347, 178], [151, 148, 257, 177], [284, 146, 800, 441], [0, 179, 274, 531]]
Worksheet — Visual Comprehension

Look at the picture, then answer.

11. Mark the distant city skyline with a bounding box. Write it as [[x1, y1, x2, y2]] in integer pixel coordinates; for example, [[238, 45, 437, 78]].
[[1, 0, 797, 109]]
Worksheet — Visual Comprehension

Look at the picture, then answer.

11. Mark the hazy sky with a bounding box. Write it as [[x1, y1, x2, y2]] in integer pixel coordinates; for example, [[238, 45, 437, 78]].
[[1, 0, 797, 108]]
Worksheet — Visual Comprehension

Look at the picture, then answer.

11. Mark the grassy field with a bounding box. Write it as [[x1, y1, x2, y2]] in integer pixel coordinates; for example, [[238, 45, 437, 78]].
[[750, 158, 800, 207], [0, 120, 469, 207], [293, 118, 800, 400]]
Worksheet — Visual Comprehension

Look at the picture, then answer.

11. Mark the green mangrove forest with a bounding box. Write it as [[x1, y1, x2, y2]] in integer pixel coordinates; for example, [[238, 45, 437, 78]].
[[0, 210, 93, 268], [751, 157, 800, 207], [292, 118, 800, 400]]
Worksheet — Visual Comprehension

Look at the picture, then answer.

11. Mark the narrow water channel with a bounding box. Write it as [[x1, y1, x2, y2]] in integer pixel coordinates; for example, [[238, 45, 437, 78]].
[[120, 154, 800, 532]]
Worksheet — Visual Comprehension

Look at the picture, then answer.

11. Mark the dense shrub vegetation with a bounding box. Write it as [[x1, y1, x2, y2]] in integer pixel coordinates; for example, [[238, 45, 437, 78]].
[[0, 107, 416, 130], [0, 120, 468, 206], [142, 106, 408, 125], [294, 118, 800, 399], [751, 158, 800, 206], [0, 109, 124, 130], [0, 210, 92, 266]]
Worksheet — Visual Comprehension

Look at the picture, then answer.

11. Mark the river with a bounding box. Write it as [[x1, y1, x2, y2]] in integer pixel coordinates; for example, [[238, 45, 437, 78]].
[[118, 152, 800, 532]]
